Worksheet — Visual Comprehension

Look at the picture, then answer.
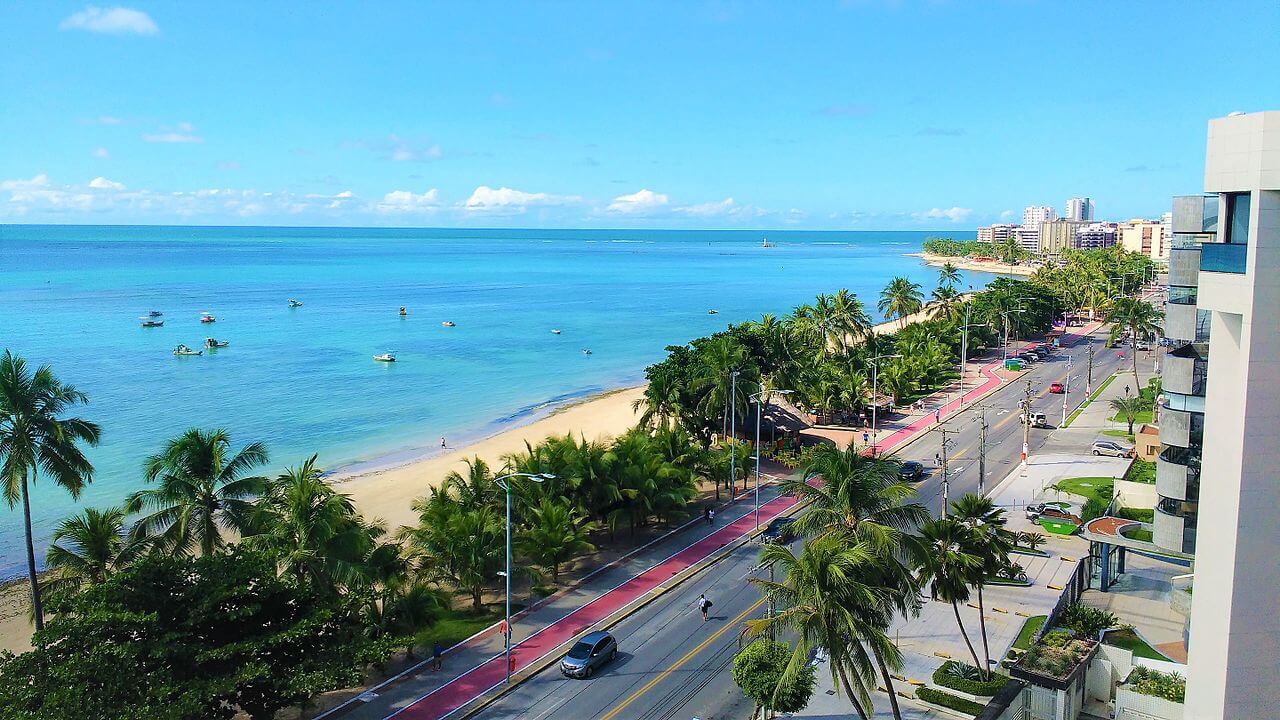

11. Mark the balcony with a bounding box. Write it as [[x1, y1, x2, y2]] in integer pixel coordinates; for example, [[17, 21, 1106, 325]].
[[1163, 345, 1207, 396], [1159, 407, 1192, 448], [1200, 242, 1247, 274], [1163, 303, 1198, 342], [1167, 247, 1201, 287], [1157, 446, 1199, 501]]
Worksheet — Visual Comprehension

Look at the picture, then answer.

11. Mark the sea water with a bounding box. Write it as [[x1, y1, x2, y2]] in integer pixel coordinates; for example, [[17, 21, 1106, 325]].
[[0, 225, 982, 576]]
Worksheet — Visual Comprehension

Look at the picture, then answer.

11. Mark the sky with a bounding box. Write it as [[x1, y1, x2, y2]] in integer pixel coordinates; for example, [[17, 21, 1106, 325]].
[[2, 1, 1278, 230]]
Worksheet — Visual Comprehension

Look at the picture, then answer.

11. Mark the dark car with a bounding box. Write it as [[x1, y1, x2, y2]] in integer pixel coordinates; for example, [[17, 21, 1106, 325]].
[[560, 630, 617, 678], [1017, 352, 1041, 363], [899, 460, 925, 481], [760, 516, 796, 544]]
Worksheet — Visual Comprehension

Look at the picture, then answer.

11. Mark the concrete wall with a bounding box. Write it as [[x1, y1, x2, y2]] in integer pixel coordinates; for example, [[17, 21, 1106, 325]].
[[1115, 479, 1157, 509]]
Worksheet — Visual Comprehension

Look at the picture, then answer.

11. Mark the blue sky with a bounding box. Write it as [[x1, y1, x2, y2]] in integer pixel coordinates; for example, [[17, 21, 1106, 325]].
[[2, 1, 1278, 229]]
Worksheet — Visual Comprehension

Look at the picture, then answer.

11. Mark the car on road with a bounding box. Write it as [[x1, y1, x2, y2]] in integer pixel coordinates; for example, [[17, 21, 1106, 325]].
[[1025, 501, 1073, 520], [1049, 382, 1065, 394], [1021, 412, 1051, 428], [899, 460, 926, 481], [759, 516, 796, 544], [560, 630, 617, 679], [1092, 439, 1135, 458]]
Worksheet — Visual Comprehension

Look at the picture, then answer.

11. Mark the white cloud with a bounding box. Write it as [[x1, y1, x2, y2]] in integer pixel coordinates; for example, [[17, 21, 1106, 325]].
[[92, 147, 110, 158], [94, 116, 122, 125], [678, 197, 738, 217], [607, 189, 669, 215], [335, 190, 354, 198], [60, 6, 158, 35], [915, 206, 973, 223], [999, 209, 1015, 220], [143, 132, 203, 144], [464, 186, 580, 214], [0, 174, 50, 191], [377, 189, 442, 213], [88, 176, 125, 190]]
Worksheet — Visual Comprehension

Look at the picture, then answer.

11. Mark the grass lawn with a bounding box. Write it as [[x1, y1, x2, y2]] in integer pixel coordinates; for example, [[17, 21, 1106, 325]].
[[1103, 627, 1168, 660], [1013, 615, 1048, 650], [1039, 519, 1079, 534], [1124, 459, 1156, 484], [1110, 409, 1154, 426], [414, 604, 521, 651], [1102, 429, 1135, 442], [1062, 373, 1118, 428], [1053, 477, 1114, 505], [1121, 526, 1154, 542]]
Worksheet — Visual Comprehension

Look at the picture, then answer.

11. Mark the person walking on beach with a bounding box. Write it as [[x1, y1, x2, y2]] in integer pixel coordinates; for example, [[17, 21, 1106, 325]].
[[440, 436, 447, 449], [432, 642, 444, 671], [697, 594, 713, 622]]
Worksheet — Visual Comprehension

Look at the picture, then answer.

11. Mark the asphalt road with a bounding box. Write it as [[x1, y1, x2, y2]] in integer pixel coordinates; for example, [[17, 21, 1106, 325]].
[[470, 326, 1145, 720]]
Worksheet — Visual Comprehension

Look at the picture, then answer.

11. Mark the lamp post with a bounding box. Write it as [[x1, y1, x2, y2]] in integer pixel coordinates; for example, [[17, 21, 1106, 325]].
[[958, 313, 990, 405], [869, 354, 902, 455], [750, 387, 792, 530], [495, 471, 553, 684]]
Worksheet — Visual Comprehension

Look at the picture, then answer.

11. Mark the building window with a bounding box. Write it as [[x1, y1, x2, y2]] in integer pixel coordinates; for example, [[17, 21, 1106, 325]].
[[1225, 192, 1251, 244]]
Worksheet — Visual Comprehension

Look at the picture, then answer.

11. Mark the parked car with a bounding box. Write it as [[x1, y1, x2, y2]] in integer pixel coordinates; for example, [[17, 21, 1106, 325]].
[[1017, 352, 1040, 363], [1092, 439, 1135, 458], [560, 631, 617, 678], [760, 516, 796, 544], [1025, 503, 1045, 519], [1049, 382, 1065, 394], [899, 460, 925, 481], [1004, 358, 1026, 371]]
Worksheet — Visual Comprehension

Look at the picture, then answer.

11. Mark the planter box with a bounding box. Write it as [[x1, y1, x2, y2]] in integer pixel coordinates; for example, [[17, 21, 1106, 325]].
[[1116, 685, 1184, 720]]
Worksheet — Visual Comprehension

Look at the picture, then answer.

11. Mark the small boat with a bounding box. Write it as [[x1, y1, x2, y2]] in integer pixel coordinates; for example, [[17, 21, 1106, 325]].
[[200, 312, 216, 324], [707, 309, 719, 315], [551, 329, 562, 335], [399, 307, 407, 316], [173, 344, 202, 357], [288, 299, 303, 308], [204, 338, 228, 349], [761, 237, 773, 248], [140, 317, 164, 328], [582, 349, 593, 355], [148, 310, 164, 318], [373, 353, 397, 362], [442, 321, 456, 327]]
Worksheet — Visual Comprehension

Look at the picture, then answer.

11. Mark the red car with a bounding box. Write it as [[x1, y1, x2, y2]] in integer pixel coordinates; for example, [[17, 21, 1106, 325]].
[[1049, 382, 1065, 394]]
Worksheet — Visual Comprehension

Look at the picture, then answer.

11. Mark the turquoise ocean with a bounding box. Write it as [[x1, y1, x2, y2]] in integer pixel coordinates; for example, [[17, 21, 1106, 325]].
[[0, 225, 982, 578]]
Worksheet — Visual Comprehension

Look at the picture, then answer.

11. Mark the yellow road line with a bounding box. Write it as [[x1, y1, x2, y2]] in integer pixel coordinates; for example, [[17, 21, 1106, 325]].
[[600, 597, 766, 720]]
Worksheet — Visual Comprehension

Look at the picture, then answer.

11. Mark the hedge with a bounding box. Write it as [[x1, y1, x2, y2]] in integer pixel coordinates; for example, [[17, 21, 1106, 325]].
[[932, 661, 1010, 696], [916, 687, 986, 716]]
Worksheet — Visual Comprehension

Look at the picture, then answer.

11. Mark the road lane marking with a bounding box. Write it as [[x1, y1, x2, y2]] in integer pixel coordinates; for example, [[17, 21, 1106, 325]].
[[599, 597, 766, 720]]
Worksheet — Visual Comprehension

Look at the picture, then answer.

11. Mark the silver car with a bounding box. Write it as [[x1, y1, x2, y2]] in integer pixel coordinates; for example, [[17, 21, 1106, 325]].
[[560, 630, 617, 678], [1091, 439, 1134, 458]]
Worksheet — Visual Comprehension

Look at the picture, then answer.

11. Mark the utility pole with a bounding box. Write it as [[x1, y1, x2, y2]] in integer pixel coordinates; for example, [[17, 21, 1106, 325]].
[[1086, 341, 1095, 395], [977, 408, 988, 497], [940, 427, 955, 517], [729, 370, 739, 495], [1021, 379, 1033, 466], [1061, 354, 1073, 426]]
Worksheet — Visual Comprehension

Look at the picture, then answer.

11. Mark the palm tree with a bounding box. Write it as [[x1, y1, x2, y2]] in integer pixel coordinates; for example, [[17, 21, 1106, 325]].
[[360, 537, 447, 656], [1107, 297, 1163, 390], [517, 498, 596, 583], [937, 262, 962, 291], [400, 500, 505, 613], [1109, 396, 1145, 435], [43, 505, 142, 607], [949, 494, 1012, 678], [691, 335, 752, 445], [913, 518, 985, 673], [246, 455, 377, 592], [0, 350, 102, 632], [633, 372, 682, 429], [878, 277, 925, 329], [747, 535, 889, 720], [442, 456, 498, 511], [832, 289, 873, 347], [125, 428, 268, 557], [928, 284, 962, 320]]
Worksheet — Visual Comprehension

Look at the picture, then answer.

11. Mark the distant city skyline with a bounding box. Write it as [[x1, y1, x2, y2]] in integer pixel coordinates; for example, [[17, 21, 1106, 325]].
[[2, 2, 1278, 228]]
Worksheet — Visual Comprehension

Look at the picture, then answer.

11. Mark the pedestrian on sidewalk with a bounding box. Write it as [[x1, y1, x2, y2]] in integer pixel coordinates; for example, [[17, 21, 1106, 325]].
[[935, 408, 942, 424], [708, 508, 715, 525], [862, 430, 870, 446], [698, 594, 713, 622], [703, 507, 711, 525], [432, 642, 444, 671]]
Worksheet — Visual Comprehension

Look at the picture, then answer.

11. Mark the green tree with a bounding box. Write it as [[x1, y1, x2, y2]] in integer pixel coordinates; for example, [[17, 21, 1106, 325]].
[[1109, 395, 1145, 435], [43, 506, 143, 608], [950, 494, 1013, 679], [441, 456, 498, 511], [937, 262, 962, 291], [913, 518, 985, 673], [747, 536, 889, 720], [1107, 297, 1163, 390], [400, 501, 505, 612], [360, 538, 447, 657], [0, 549, 392, 720], [517, 498, 596, 583], [125, 428, 268, 557], [732, 638, 817, 719], [0, 350, 102, 633], [879, 277, 925, 329]]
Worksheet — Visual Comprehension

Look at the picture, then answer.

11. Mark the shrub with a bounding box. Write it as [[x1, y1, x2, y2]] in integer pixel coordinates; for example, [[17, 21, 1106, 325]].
[[1082, 497, 1108, 522], [1059, 604, 1119, 638], [1116, 506, 1154, 523], [916, 687, 986, 715], [933, 661, 1009, 696], [1123, 459, 1156, 484], [1125, 666, 1186, 703], [732, 639, 816, 715], [1019, 632, 1093, 679]]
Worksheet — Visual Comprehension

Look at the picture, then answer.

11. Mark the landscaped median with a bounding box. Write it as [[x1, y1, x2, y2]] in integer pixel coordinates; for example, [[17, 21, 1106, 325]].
[[1061, 372, 1118, 428]]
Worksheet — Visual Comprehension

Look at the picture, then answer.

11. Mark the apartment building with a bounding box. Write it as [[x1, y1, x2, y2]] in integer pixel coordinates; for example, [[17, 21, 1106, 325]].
[[1037, 218, 1086, 254], [976, 223, 1018, 244], [1075, 221, 1118, 249], [1119, 218, 1170, 261], [1065, 196, 1094, 221], [1181, 110, 1280, 720]]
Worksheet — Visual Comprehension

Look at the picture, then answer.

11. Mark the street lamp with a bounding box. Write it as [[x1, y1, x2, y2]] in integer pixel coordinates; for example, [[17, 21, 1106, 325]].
[[869, 354, 902, 455], [750, 387, 793, 530], [495, 471, 554, 684], [958, 312, 990, 405]]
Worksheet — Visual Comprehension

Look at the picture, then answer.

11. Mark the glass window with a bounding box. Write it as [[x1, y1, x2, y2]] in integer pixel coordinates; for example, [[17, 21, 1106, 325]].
[[1202, 195, 1219, 234], [1226, 192, 1251, 244]]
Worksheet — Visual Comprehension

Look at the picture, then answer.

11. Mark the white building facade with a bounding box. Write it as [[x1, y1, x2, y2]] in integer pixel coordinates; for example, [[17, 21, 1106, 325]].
[[1183, 110, 1280, 720], [1065, 197, 1094, 221]]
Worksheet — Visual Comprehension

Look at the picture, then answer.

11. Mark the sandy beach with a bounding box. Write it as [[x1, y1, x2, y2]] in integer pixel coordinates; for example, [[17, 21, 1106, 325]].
[[909, 251, 1036, 277]]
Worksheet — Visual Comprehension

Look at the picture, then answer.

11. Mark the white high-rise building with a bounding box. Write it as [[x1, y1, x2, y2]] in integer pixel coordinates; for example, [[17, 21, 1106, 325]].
[[1183, 110, 1280, 720], [1065, 197, 1094, 221], [1022, 205, 1056, 228]]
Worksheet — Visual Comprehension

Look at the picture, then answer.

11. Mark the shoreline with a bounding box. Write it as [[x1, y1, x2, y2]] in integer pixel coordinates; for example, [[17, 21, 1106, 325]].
[[908, 251, 1036, 277]]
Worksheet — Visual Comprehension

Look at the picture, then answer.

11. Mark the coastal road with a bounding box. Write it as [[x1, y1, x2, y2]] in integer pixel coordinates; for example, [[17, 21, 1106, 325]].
[[468, 324, 1142, 720]]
